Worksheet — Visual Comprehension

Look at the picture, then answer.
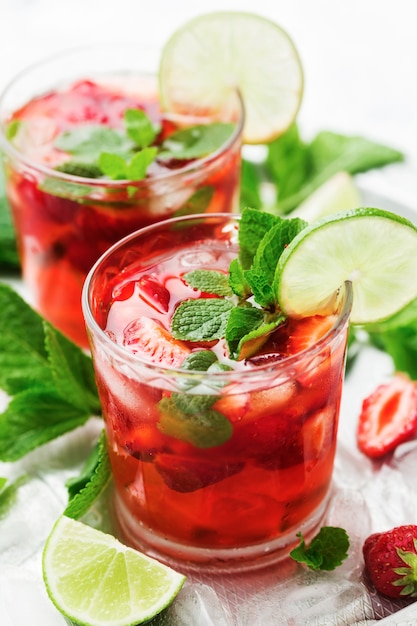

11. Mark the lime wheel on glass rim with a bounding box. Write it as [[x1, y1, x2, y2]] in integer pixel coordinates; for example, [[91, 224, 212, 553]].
[[159, 11, 304, 144]]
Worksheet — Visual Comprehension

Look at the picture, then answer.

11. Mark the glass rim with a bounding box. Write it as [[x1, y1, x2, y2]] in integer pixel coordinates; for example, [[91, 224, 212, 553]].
[[82, 212, 353, 381], [0, 43, 245, 188]]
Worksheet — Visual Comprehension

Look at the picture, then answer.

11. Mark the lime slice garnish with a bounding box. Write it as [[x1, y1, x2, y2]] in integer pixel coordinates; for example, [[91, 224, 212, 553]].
[[292, 172, 362, 222], [277, 207, 417, 324], [42, 515, 185, 626], [159, 11, 304, 144]]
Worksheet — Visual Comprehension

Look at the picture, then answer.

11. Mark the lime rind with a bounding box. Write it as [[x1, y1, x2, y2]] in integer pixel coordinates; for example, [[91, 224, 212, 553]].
[[42, 515, 186, 626], [159, 11, 304, 144], [276, 207, 417, 324]]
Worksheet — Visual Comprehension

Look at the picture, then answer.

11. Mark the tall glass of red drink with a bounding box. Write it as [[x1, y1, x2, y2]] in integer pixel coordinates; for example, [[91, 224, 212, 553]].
[[82, 213, 352, 571], [0, 45, 243, 347]]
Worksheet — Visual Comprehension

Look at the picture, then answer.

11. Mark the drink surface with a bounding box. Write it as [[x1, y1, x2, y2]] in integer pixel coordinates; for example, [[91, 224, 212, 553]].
[[3, 78, 241, 346], [91, 224, 348, 558]]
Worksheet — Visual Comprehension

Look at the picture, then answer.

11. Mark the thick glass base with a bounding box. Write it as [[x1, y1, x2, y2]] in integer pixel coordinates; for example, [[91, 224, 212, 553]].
[[113, 489, 332, 573]]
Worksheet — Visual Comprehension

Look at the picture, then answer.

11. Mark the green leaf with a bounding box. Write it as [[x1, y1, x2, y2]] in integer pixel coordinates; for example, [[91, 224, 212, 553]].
[[98, 152, 128, 179], [44, 322, 101, 415], [271, 129, 404, 214], [238, 207, 279, 269], [290, 526, 350, 571], [181, 350, 218, 372], [228, 258, 251, 298], [239, 157, 265, 210], [55, 125, 134, 162], [226, 307, 285, 360], [0, 475, 29, 520], [158, 396, 232, 448], [161, 123, 235, 160], [226, 306, 264, 358], [54, 161, 103, 178], [124, 108, 158, 148], [39, 176, 94, 199], [0, 166, 19, 270], [172, 298, 234, 341], [0, 475, 28, 518], [183, 270, 233, 296], [0, 386, 92, 461], [126, 147, 158, 180], [173, 186, 215, 217], [0, 284, 52, 394], [64, 430, 111, 520]]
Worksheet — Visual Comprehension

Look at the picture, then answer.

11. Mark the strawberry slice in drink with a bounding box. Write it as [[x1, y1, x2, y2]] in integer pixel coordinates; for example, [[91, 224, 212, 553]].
[[357, 373, 417, 458], [123, 316, 190, 366]]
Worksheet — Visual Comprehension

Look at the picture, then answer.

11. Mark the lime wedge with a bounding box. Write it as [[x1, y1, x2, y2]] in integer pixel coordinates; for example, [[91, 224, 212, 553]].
[[277, 207, 417, 324], [292, 172, 362, 222], [42, 515, 185, 626], [159, 11, 304, 144]]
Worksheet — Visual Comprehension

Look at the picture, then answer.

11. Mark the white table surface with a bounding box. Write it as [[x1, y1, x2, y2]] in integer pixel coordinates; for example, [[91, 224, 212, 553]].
[[1, 1, 417, 624]]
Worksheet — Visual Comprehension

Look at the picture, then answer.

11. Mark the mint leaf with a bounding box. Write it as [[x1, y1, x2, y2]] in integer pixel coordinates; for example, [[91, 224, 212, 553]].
[[238, 207, 279, 269], [172, 298, 234, 341], [44, 322, 101, 415], [64, 430, 111, 520], [290, 526, 350, 571], [55, 125, 133, 162], [98, 152, 128, 179], [0, 475, 28, 518], [54, 162, 103, 178], [0, 167, 19, 270], [174, 186, 215, 217], [160, 123, 235, 160], [228, 258, 251, 298], [181, 350, 218, 372], [184, 270, 233, 296], [226, 306, 264, 358], [226, 307, 285, 360], [0, 284, 101, 461], [246, 216, 307, 308], [126, 147, 158, 180], [0, 386, 92, 461], [158, 396, 232, 448], [39, 177, 94, 199], [124, 108, 158, 148]]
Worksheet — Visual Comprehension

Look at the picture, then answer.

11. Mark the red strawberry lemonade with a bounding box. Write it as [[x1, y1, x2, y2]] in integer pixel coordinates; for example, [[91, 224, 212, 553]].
[[0, 46, 243, 347], [83, 213, 352, 569]]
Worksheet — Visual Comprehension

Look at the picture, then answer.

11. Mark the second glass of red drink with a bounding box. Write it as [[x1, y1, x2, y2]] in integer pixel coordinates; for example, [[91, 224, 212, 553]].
[[0, 45, 244, 346]]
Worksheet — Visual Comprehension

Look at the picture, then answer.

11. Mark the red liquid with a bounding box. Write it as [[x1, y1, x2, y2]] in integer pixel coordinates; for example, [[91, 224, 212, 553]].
[[88, 222, 349, 563], [4, 79, 241, 346]]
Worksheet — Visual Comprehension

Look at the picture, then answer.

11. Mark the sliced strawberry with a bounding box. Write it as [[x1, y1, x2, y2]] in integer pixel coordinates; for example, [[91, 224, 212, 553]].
[[123, 316, 190, 367], [357, 373, 417, 459], [137, 274, 170, 313], [303, 406, 337, 463], [286, 314, 337, 355]]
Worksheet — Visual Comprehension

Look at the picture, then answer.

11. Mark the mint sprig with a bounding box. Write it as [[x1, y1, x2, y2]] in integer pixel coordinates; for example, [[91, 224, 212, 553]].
[[290, 526, 350, 571], [53, 108, 235, 182], [171, 207, 307, 360]]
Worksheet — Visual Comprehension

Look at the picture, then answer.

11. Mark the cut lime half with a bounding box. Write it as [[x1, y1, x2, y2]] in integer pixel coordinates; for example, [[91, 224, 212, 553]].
[[159, 11, 304, 144], [277, 207, 417, 324], [42, 515, 186, 626]]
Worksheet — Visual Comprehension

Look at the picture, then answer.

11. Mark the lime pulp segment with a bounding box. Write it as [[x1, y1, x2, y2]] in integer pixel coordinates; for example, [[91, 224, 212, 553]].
[[277, 207, 417, 324], [159, 11, 304, 144], [42, 515, 186, 626]]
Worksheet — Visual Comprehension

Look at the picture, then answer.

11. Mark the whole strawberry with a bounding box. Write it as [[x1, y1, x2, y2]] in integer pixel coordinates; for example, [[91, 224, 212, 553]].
[[363, 525, 417, 598]]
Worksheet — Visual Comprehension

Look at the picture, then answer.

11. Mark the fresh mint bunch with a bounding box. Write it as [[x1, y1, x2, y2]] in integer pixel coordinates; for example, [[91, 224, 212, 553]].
[[171, 207, 307, 360], [53, 108, 235, 181], [0, 284, 101, 462]]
